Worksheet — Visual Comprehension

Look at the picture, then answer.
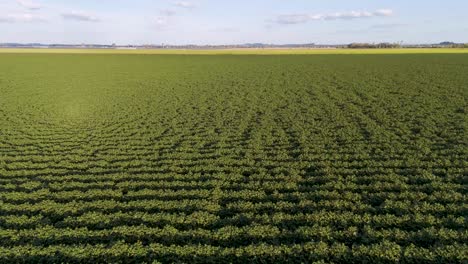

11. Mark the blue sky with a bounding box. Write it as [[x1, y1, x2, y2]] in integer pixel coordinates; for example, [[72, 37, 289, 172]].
[[0, 0, 467, 45]]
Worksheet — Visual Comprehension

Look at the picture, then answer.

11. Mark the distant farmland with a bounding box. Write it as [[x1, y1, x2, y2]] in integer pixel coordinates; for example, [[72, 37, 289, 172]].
[[1, 47, 468, 54], [0, 53, 466, 263]]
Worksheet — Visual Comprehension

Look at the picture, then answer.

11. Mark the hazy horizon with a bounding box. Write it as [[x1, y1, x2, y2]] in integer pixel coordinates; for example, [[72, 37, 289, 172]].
[[1, 0, 467, 45]]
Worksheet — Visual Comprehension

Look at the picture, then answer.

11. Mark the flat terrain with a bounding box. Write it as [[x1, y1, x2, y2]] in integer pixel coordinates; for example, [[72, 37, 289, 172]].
[[1, 47, 468, 55], [0, 54, 466, 263]]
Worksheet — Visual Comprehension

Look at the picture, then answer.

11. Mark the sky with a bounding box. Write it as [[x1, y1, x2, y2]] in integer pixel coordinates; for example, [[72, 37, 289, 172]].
[[0, 0, 467, 45]]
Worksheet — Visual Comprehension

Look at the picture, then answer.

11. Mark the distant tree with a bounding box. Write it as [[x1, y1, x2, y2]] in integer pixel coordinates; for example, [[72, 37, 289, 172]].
[[348, 42, 401, 49], [439, 41, 456, 46], [348, 43, 375, 49], [376, 42, 401, 48]]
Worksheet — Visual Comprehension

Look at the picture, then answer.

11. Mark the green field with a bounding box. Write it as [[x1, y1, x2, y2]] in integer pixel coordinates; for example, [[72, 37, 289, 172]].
[[0, 53, 467, 263]]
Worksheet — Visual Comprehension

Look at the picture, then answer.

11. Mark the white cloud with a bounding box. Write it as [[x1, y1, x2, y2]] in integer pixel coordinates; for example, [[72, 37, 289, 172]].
[[173, 1, 195, 9], [323, 11, 374, 20], [62, 11, 100, 22], [16, 0, 42, 10], [374, 9, 394, 17], [0, 13, 45, 23], [272, 9, 394, 25]]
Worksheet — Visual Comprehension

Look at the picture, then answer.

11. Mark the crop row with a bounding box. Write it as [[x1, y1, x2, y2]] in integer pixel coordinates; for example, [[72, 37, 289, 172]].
[[0, 241, 465, 263]]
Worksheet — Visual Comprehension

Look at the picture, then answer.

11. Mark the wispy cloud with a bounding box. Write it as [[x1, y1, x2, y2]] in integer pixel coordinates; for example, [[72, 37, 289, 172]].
[[272, 9, 394, 25], [210, 27, 239, 33], [152, 9, 177, 30], [154, 16, 168, 29], [374, 9, 394, 17], [273, 14, 311, 25], [62, 11, 100, 22], [173, 1, 195, 9], [159, 9, 176, 16], [370, 23, 407, 29], [16, 0, 42, 10], [0, 13, 46, 23]]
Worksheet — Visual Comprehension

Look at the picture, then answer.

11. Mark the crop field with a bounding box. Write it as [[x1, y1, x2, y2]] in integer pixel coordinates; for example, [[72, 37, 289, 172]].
[[0, 53, 467, 263]]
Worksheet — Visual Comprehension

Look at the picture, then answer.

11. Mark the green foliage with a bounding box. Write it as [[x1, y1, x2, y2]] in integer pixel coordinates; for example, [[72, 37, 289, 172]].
[[0, 54, 466, 263]]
